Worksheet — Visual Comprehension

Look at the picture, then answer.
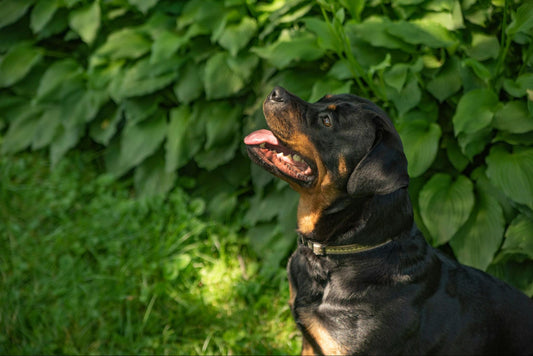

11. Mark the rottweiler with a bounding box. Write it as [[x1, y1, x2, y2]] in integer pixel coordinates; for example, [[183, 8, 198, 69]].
[[244, 86, 533, 355]]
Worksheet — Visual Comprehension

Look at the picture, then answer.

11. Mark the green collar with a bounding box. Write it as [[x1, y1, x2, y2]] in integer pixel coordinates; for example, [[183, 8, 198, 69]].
[[298, 235, 393, 256]]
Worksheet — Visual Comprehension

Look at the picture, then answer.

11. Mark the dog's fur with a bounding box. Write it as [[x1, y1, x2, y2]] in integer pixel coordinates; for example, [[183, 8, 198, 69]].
[[244, 87, 533, 355]]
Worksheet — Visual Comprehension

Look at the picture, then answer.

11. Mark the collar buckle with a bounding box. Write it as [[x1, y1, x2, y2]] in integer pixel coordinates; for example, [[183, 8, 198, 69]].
[[310, 242, 326, 256]]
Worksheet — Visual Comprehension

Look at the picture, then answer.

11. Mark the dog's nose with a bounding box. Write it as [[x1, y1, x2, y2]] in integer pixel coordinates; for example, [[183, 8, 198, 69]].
[[268, 86, 288, 102]]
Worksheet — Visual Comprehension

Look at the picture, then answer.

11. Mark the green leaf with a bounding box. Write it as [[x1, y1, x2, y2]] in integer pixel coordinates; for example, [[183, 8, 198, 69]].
[[383, 64, 409, 93], [113, 114, 167, 177], [31, 106, 61, 150], [506, 1, 533, 36], [445, 137, 469, 172], [203, 102, 241, 150], [346, 17, 411, 50], [150, 30, 188, 63], [251, 29, 325, 69], [123, 96, 159, 124], [397, 120, 442, 177], [109, 57, 180, 100], [452, 88, 499, 136], [1, 105, 42, 154], [206, 191, 238, 221], [195, 140, 238, 171], [463, 58, 492, 82], [303, 17, 341, 52], [50, 123, 83, 167], [486, 146, 533, 210], [177, 0, 225, 32], [466, 33, 500, 61], [501, 214, 533, 260], [308, 78, 352, 102], [389, 75, 421, 116], [422, 1, 464, 31], [95, 28, 151, 60], [0, 42, 42, 87], [35, 59, 82, 102], [339, 0, 365, 20], [165, 105, 193, 172], [30, 0, 59, 33], [192, 102, 240, 171], [503, 73, 533, 98], [60, 88, 108, 128], [457, 127, 492, 160], [0, 0, 34, 29], [89, 105, 122, 146], [218, 17, 258, 56], [487, 260, 533, 297], [69, 1, 100, 44], [134, 153, 176, 198], [244, 188, 297, 226], [129, 0, 159, 14], [450, 189, 504, 271], [387, 20, 456, 48], [419, 174, 475, 246], [174, 61, 203, 104], [226, 53, 259, 84], [426, 56, 462, 102], [493, 101, 533, 134], [203, 52, 244, 100]]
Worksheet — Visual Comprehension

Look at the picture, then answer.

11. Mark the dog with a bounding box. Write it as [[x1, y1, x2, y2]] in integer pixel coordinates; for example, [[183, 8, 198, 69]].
[[244, 86, 533, 355]]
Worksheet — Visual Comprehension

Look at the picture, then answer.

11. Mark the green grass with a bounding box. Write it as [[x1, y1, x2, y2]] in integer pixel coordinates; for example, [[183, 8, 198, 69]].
[[0, 152, 299, 355]]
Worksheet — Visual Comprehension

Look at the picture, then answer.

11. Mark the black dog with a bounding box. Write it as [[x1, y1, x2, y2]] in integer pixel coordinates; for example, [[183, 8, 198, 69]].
[[244, 87, 533, 355]]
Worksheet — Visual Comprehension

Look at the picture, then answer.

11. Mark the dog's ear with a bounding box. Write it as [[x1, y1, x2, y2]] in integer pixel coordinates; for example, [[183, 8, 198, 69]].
[[347, 119, 409, 197]]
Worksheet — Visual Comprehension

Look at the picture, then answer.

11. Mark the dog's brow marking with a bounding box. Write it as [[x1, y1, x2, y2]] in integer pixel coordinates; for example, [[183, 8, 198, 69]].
[[327, 104, 337, 111]]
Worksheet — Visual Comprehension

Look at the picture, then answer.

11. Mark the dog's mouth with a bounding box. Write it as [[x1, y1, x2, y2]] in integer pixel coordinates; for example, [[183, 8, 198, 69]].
[[244, 129, 315, 184]]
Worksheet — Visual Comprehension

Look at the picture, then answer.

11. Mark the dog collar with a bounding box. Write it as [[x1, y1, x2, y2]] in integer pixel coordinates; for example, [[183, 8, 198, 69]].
[[298, 235, 392, 256]]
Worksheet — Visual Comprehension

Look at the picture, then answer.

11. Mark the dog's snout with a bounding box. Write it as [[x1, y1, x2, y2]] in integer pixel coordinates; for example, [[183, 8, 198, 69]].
[[268, 86, 288, 103]]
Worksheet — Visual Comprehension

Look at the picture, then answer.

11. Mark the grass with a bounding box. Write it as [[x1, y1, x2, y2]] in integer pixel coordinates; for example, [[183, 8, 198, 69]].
[[0, 152, 300, 355]]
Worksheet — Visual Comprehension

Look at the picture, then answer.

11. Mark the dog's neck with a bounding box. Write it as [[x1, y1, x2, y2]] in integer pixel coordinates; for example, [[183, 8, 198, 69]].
[[297, 188, 414, 247]]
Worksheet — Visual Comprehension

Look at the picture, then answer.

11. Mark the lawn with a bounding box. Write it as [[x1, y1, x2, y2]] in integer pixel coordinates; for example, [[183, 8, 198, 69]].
[[0, 152, 299, 355]]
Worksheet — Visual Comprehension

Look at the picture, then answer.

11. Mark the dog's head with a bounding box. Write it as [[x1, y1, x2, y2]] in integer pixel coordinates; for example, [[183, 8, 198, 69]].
[[245, 86, 409, 233]]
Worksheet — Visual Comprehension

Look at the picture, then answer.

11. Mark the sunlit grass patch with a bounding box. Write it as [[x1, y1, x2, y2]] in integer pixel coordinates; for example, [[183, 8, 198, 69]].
[[0, 152, 299, 355]]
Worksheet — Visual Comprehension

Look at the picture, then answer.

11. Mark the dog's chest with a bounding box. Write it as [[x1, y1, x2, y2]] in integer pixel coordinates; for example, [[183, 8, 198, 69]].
[[287, 251, 356, 354]]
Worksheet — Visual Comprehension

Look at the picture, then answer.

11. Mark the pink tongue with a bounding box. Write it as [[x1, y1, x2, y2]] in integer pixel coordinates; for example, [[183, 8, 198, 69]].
[[244, 129, 280, 146]]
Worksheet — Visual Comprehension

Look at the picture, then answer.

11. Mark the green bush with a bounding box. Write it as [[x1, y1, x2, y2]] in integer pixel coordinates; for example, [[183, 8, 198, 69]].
[[0, 0, 532, 294]]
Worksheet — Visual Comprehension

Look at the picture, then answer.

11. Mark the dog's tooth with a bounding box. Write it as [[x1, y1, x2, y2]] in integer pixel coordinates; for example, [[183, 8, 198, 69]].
[[293, 154, 302, 162], [259, 143, 266, 148]]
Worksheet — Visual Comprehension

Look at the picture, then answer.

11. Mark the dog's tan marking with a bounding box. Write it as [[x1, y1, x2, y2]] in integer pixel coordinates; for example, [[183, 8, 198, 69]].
[[288, 279, 296, 308], [301, 313, 346, 355], [301, 337, 317, 356], [282, 133, 342, 234], [327, 104, 337, 111], [338, 155, 348, 176], [263, 111, 342, 234]]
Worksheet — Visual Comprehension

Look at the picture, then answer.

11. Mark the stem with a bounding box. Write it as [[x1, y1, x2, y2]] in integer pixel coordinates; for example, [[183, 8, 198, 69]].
[[495, 0, 511, 78], [319, 5, 387, 102]]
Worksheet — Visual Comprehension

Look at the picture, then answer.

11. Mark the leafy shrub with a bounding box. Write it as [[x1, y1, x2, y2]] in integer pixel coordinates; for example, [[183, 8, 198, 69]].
[[0, 0, 532, 294]]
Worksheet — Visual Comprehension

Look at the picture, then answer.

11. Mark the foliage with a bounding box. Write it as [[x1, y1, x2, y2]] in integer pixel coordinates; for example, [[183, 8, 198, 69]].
[[0, 152, 299, 355], [0, 0, 532, 297]]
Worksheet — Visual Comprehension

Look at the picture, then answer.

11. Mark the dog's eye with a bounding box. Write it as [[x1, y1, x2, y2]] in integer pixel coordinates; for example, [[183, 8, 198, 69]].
[[321, 114, 333, 127]]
